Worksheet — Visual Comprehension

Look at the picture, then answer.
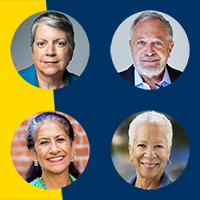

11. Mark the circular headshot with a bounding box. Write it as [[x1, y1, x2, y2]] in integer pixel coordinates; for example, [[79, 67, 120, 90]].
[[111, 110, 189, 190], [11, 11, 90, 90], [111, 11, 189, 90], [11, 111, 90, 190]]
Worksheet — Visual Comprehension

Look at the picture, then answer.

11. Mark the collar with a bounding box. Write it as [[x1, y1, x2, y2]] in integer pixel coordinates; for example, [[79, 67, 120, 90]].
[[128, 171, 173, 189], [134, 66, 171, 89], [34, 173, 76, 190]]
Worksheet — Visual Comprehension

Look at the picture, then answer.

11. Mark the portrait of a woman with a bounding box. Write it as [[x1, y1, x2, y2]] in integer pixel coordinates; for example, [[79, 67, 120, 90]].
[[25, 112, 80, 189], [128, 111, 173, 189], [18, 11, 78, 89]]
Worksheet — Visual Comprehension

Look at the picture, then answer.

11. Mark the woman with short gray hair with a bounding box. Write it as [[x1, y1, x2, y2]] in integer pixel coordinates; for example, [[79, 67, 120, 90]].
[[19, 11, 78, 89], [128, 111, 173, 189]]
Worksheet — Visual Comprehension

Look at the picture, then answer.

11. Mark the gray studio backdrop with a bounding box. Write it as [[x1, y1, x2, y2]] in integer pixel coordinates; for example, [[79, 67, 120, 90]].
[[11, 11, 90, 76]]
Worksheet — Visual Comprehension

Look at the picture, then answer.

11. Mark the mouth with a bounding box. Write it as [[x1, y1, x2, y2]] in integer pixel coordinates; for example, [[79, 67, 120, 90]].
[[141, 162, 158, 170], [141, 59, 159, 63], [43, 61, 59, 65], [47, 156, 65, 163]]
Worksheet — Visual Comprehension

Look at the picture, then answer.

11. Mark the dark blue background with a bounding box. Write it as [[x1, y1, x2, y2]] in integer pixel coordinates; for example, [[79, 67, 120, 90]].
[[50, 0, 197, 199]]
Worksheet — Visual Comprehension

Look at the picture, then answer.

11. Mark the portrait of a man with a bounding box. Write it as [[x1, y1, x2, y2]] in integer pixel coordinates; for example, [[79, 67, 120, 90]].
[[111, 11, 189, 90]]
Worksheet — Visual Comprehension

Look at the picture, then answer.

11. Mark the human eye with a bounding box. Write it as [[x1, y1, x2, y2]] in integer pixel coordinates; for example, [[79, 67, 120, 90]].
[[39, 140, 49, 145], [56, 40, 66, 47], [57, 137, 65, 142], [37, 41, 46, 47], [155, 144, 163, 148], [137, 144, 146, 147], [154, 41, 161, 46], [137, 40, 145, 45]]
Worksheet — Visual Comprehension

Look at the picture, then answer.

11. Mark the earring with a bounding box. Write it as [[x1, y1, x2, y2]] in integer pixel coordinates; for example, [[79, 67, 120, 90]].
[[166, 160, 171, 167], [128, 159, 134, 167], [34, 160, 38, 167], [71, 155, 74, 162]]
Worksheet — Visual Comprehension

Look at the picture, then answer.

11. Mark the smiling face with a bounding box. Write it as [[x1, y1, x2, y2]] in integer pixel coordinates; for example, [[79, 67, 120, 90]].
[[30, 121, 75, 176], [129, 19, 174, 77], [31, 23, 74, 78], [129, 121, 171, 180]]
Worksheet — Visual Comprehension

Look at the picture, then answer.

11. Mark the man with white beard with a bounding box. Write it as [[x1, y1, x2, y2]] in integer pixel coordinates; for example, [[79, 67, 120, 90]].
[[119, 12, 182, 90]]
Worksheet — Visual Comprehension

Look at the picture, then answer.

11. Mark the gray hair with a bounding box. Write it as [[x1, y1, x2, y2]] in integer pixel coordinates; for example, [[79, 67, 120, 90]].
[[130, 11, 173, 43], [30, 11, 74, 51], [128, 111, 173, 149], [26, 112, 75, 150]]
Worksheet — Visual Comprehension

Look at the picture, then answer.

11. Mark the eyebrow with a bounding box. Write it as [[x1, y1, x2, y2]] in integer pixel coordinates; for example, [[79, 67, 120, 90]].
[[136, 140, 165, 144], [37, 137, 49, 142], [55, 134, 67, 139], [36, 37, 66, 39], [35, 38, 67, 42], [137, 140, 147, 143], [37, 134, 66, 141], [152, 37, 165, 41], [135, 36, 164, 41]]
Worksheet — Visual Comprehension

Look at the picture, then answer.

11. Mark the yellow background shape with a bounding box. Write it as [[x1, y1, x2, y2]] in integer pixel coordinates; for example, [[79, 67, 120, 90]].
[[0, 1, 62, 199]]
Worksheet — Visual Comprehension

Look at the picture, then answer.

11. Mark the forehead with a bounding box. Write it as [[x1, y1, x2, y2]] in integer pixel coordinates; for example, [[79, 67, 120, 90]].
[[133, 19, 168, 40], [35, 23, 67, 38], [36, 121, 67, 138], [134, 121, 168, 143]]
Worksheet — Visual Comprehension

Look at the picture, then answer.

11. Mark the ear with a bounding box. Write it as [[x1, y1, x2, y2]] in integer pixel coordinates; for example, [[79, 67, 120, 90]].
[[71, 138, 76, 155], [70, 43, 75, 61], [30, 43, 34, 61], [129, 40, 133, 52], [166, 145, 172, 161], [29, 148, 37, 161], [128, 143, 134, 161], [167, 41, 174, 58]]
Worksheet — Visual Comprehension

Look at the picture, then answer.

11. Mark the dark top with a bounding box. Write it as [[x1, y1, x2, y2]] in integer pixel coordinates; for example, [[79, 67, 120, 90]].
[[128, 171, 173, 189], [119, 64, 182, 85]]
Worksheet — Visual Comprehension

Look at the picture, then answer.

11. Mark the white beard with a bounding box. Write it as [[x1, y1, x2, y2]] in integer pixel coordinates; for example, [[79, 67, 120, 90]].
[[131, 52, 168, 76]]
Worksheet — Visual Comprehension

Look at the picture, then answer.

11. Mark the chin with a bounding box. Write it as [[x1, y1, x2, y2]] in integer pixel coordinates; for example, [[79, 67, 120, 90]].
[[139, 171, 158, 179], [42, 68, 62, 76], [138, 66, 164, 76], [49, 166, 68, 174]]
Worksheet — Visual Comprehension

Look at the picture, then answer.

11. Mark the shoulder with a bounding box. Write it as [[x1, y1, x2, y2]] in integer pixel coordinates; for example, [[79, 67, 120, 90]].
[[66, 71, 79, 85], [29, 177, 43, 188], [18, 65, 35, 78], [69, 174, 76, 182], [128, 174, 137, 185], [166, 64, 182, 82], [159, 171, 173, 188], [119, 65, 134, 85], [18, 64, 38, 87], [68, 71, 79, 80], [119, 65, 134, 76]]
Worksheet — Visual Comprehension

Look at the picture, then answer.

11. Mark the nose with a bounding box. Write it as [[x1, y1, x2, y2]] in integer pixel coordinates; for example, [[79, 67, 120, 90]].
[[46, 43, 56, 56], [145, 43, 154, 56], [144, 147, 156, 159], [49, 141, 60, 154]]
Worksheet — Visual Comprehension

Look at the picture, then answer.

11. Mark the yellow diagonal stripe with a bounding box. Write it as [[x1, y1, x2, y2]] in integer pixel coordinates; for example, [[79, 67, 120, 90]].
[[0, 1, 62, 199]]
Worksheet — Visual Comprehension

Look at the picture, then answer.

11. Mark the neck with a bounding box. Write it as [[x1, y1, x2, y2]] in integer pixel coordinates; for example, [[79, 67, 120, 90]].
[[36, 70, 66, 90], [139, 68, 165, 90], [41, 171, 71, 190], [135, 171, 163, 190]]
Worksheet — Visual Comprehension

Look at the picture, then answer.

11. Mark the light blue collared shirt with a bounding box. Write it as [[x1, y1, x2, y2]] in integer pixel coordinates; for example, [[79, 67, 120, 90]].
[[135, 67, 171, 90]]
